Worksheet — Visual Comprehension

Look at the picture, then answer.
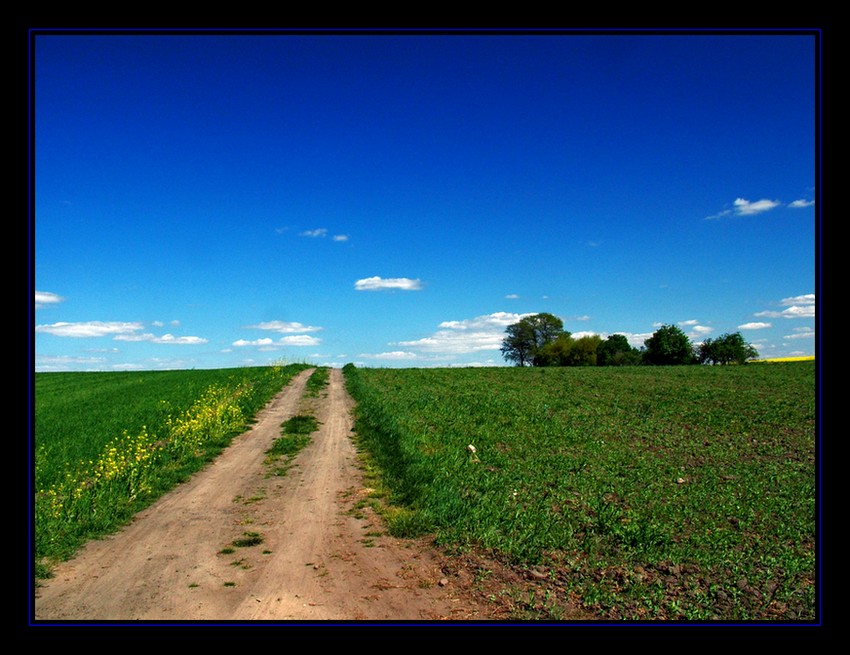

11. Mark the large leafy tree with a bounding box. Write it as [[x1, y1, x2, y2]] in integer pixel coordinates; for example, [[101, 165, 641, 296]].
[[697, 332, 759, 365], [596, 333, 641, 366], [643, 324, 694, 365], [535, 333, 604, 366], [534, 333, 574, 366], [501, 313, 566, 366]]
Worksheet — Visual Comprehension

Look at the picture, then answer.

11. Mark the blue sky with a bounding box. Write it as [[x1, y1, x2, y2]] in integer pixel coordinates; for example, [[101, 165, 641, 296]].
[[32, 30, 818, 371]]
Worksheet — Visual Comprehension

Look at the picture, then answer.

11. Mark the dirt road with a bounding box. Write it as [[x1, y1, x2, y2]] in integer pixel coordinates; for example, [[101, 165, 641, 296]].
[[33, 368, 493, 622]]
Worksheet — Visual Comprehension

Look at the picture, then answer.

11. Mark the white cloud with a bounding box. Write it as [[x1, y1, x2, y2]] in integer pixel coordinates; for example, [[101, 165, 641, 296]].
[[36, 354, 108, 369], [679, 319, 699, 326], [35, 321, 144, 338], [784, 327, 815, 340], [789, 199, 815, 208], [114, 333, 208, 344], [35, 291, 64, 309], [755, 305, 815, 319], [706, 197, 781, 220], [739, 322, 772, 330], [354, 276, 423, 291], [571, 330, 601, 339], [233, 335, 321, 348], [247, 320, 323, 334], [333, 234, 349, 242], [357, 351, 421, 360], [754, 293, 815, 319], [781, 294, 815, 306], [437, 312, 532, 331], [233, 338, 275, 347], [112, 363, 147, 370], [733, 198, 781, 215], [505, 293, 520, 299], [690, 325, 713, 336], [300, 228, 328, 238], [397, 331, 503, 354], [397, 312, 532, 355], [279, 335, 322, 346]]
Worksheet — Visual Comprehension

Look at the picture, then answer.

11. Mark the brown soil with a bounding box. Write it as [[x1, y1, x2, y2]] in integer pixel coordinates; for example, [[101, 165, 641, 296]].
[[33, 368, 533, 623]]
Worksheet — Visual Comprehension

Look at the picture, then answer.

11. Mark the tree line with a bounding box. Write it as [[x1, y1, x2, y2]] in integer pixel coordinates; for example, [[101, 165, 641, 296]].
[[500, 313, 758, 367]]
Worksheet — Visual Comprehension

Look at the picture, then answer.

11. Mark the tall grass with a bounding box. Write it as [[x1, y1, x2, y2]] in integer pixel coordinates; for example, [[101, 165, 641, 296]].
[[343, 362, 816, 621], [34, 364, 309, 574]]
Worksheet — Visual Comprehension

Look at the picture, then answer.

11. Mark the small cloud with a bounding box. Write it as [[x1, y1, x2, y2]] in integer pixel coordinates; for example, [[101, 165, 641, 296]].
[[279, 335, 322, 346], [114, 333, 208, 344], [706, 197, 781, 220], [398, 312, 533, 355], [35, 354, 109, 371], [679, 319, 699, 326], [571, 330, 601, 339], [112, 363, 147, 370], [753, 293, 815, 319], [690, 325, 714, 336], [397, 330, 505, 354], [247, 320, 323, 334], [733, 198, 781, 216], [35, 291, 64, 309], [784, 327, 815, 340], [35, 321, 144, 338], [232, 335, 321, 347], [755, 306, 815, 319], [354, 276, 423, 291], [357, 351, 421, 360], [574, 315, 591, 322], [332, 234, 349, 242], [438, 312, 532, 331], [739, 322, 772, 330], [781, 294, 815, 306], [788, 199, 815, 208], [300, 228, 328, 238], [505, 293, 520, 299], [233, 338, 275, 347], [152, 321, 164, 327]]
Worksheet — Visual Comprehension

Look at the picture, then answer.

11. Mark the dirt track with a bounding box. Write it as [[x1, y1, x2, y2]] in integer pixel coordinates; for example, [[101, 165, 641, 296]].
[[33, 368, 493, 622]]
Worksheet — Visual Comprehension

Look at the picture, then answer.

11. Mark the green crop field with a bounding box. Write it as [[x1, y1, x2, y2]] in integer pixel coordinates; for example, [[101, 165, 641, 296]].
[[33, 359, 818, 621], [343, 361, 817, 621], [34, 363, 309, 574]]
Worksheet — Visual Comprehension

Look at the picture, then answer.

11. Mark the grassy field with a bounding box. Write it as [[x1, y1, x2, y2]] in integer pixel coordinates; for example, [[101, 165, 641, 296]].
[[34, 363, 310, 574], [343, 361, 817, 621], [33, 360, 817, 621]]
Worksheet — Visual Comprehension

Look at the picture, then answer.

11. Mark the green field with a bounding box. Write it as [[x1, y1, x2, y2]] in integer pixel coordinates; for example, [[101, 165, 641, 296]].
[[33, 360, 817, 621], [343, 361, 817, 621], [34, 363, 309, 572]]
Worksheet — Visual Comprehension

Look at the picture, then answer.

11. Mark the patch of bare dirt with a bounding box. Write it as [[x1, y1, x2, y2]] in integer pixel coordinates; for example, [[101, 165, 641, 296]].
[[33, 368, 507, 623]]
